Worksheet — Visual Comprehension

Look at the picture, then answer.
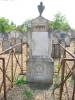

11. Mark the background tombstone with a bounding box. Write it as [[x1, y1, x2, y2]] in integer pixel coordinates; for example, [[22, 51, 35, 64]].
[[22, 32, 28, 43], [15, 30, 21, 38], [9, 30, 16, 39], [18, 33, 23, 40], [2, 40, 10, 53], [3, 33, 8, 40], [11, 37, 16, 46], [65, 35, 70, 47], [60, 32, 65, 39], [52, 36, 58, 44], [61, 39, 66, 54], [0, 33, 3, 45], [15, 38, 22, 53], [52, 36, 60, 58]]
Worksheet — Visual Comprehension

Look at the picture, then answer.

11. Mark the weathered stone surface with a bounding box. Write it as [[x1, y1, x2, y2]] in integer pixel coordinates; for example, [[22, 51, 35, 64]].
[[61, 39, 66, 54], [15, 38, 22, 53], [26, 58, 54, 84], [2, 40, 10, 53], [65, 35, 70, 47], [32, 32, 48, 57], [11, 37, 16, 46], [52, 36, 59, 44]]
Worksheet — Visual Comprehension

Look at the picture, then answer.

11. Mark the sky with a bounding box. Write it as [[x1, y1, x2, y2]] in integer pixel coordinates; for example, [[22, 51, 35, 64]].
[[0, 0, 75, 28]]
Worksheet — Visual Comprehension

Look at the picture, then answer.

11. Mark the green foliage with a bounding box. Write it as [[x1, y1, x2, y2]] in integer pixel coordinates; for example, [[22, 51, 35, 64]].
[[49, 12, 68, 30], [23, 19, 31, 30], [53, 75, 60, 87], [0, 17, 17, 33], [0, 17, 10, 33], [54, 63, 59, 72], [10, 21, 17, 30], [68, 77, 73, 82], [17, 25, 27, 32], [23, 90, 33, 99], [14, 76, 26, 86]]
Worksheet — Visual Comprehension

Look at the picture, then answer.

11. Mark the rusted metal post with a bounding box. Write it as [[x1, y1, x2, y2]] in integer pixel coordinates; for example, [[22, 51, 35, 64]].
[[72, 80, 75, 100], [2, 58, 7, 100], [11, 49, 13, 88], [59, 59, 65, 100], [72, 61, 75, 100]]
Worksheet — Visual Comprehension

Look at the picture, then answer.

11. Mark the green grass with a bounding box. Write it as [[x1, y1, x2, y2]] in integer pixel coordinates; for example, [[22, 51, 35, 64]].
[[23, 90, 33, 99], [14, 76, 26, 86], [68, 77, 73, 82], [54, 62, 59, 72], [53, 75, 60, 87]]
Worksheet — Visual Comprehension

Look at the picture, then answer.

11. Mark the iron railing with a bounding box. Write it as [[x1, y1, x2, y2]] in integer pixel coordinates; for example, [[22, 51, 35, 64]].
[[0, 42, 28, 100]]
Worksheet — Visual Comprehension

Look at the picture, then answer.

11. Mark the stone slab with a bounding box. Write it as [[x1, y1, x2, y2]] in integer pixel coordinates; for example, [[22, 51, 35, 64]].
[[32, 32, 48, 57], [2, 40, 10, 53], [15, 38, 22, 53], [26, 58, 54, 84]]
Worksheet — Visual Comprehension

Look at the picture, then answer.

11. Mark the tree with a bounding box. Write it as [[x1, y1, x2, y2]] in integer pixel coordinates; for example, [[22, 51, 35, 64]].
[[0, 17, 10, 33], [0, 17, 16, 33], [10, 21, 17, 30], [23, 19, 31, 30], [17, 19, 32, 32], [49, 12, 69, 30], [17, 25, 27, 32]]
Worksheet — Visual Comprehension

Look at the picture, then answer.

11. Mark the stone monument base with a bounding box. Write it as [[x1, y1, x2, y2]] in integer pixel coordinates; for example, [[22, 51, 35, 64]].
[[26, 58, 54, 84]]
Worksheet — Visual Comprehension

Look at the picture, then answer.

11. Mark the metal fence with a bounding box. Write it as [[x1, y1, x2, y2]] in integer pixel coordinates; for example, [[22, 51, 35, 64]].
[[0, 42, 28, 100], [53, 44, 75, 100]]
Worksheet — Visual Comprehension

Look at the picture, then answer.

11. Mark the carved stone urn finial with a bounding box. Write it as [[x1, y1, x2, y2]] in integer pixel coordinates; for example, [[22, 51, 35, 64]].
[[38, 1, 45, 17]]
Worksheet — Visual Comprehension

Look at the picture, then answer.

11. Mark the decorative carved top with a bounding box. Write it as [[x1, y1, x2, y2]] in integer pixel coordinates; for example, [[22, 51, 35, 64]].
[[31, 17, 48, 26]]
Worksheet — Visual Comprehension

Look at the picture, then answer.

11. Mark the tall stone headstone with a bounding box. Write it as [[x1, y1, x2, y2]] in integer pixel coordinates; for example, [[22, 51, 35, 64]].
[[16, 30, 21, 38], [26, 16, 54, 84], [65, 35, 70, 47], [61, 39, 66, 54], [11, 37, 16, 46], [3, 33, 8, 40], [0, 33, 3, 45], [15, 38, 22, 53], [2, 40, 10, 53], [9, 30, 16, 39], [52, 36, 60, 58]]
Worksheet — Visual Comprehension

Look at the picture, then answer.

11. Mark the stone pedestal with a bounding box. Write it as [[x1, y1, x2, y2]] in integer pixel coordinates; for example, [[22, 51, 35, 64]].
[[26, 58, 54, 83]]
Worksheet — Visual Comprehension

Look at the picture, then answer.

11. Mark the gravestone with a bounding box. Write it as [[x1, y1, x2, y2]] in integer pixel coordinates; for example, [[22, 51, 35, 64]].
[[15, 38, 22, 53], [0, 33, 3, 45], [3, 33, 8, 40], [61, 39, 66, 54], [11, 37, 16, 46], [65, 35, 70, 47], [26, 3, 54, 84], [15, 30, 21, 38], [52, 36, 60, 58], [22, 32, 28, 43], [60, 32, 65, 39], [9, 30, 16, 39], [2, 40, 10, 53], [52, 36, 58, 44], [18, 34, 23, 40]]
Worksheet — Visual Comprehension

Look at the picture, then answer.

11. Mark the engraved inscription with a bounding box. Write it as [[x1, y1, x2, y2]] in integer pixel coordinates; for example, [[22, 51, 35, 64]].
[[34, 64, 44, 76]]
